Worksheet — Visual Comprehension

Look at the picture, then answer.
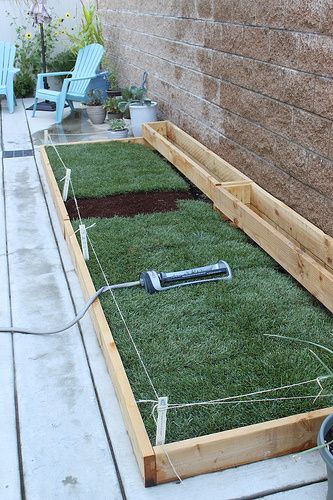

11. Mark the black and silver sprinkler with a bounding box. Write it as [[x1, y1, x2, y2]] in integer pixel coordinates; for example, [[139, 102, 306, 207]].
[[0, 260, 232, 336]]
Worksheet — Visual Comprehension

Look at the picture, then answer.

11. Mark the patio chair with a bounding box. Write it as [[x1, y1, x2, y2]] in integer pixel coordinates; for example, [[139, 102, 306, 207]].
[[0, 42, 19, 114], [32, 43, 105, 124]]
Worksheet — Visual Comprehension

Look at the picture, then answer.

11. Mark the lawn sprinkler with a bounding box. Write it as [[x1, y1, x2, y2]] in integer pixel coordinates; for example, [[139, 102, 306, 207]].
[[0, 260, 232, 336], [139, 260, 232, 293]]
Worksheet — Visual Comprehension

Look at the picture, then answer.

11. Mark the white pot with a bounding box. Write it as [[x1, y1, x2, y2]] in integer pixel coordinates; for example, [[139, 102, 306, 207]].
[[110, 129, 129, 139], [86, 105, 106, 125], [129, 101, 157, 137]]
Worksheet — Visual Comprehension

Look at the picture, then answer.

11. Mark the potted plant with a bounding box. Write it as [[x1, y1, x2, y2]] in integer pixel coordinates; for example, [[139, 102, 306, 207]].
[[104, 96, 122, 120], [86, 89, 106, 124], [109, 119, 129, 139], [118, 83, 157, 137], [106, 67, 122, 98]]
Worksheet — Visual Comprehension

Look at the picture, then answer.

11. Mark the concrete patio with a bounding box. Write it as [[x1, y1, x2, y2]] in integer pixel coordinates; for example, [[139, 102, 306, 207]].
[[0, 97, 329, 499]]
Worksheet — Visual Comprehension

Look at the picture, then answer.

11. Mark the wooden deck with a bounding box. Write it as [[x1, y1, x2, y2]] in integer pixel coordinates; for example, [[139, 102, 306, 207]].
[[0, 97, 328, 498]]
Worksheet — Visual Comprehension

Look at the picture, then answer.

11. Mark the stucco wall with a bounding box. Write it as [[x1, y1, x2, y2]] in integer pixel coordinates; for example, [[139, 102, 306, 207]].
[[98, 0, 333, 235]]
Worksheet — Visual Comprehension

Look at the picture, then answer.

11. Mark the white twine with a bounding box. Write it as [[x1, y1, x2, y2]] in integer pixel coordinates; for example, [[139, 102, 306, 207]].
[[137, 376, 331, 410], [87, 233, 159, 400]]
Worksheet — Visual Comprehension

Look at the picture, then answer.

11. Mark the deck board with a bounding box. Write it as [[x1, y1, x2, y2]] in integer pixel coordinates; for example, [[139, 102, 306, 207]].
[[0, 152, 21, 500], [2, 129, 123, 497]]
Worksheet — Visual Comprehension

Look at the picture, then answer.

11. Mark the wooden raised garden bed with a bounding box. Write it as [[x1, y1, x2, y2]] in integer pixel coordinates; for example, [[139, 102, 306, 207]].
[[40, 121, 333, 486]]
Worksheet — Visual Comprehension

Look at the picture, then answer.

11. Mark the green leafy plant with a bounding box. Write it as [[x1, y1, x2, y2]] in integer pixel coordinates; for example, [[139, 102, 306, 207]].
[[86, 89, 104, 106], [67, 1, 104, 55], [117, 85, 152, 114], [104, 96, 122, 113], [48, 49, 77, 75], [109, 119, 127, 131], [7, 10, 71, 96]]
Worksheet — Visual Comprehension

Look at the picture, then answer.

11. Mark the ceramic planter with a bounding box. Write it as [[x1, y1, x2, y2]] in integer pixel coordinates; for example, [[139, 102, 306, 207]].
[[110, 129, 129, 139], [86, 105, 106, 125], [129, 101, 157, 137], [318, 413, 333, 499]]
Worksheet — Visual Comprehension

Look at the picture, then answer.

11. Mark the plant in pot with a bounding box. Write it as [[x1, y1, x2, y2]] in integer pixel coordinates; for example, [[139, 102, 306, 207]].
[[118, 81, 157, 137], [86, 89, 106, 124], [109, 119, 129, 139], [104, 96, 122, 120], [105, 66, 122, 98]]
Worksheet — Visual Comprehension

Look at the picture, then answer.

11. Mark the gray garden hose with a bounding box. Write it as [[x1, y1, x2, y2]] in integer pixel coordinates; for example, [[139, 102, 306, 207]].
[[0, 281, 139, 336]]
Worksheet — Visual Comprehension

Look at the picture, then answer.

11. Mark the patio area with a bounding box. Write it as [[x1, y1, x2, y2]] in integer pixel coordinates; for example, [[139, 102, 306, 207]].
[[0, 96, 329, 499]]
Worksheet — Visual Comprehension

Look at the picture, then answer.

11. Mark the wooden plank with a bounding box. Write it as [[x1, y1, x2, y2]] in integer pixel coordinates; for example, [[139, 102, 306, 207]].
[[251, 184, 333, 271], [40, 146, 69, 235], [154, 406, 332, 483], [63, 221, 156, 486], [142, 123, 225, 199], [53, 136, 153, 148], [220, 181, 252, 204], [149, 121, 249, 182], [213, 186, 333, 313], [0, 160, 21, 499]]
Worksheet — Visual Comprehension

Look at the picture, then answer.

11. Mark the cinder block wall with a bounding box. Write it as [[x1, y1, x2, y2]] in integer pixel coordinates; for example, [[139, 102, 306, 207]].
[[98, 0, 333, 234]]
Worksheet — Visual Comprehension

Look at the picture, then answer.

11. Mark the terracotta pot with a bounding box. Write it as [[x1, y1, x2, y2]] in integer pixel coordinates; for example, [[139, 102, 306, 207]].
[[86, 105, 106, 125]]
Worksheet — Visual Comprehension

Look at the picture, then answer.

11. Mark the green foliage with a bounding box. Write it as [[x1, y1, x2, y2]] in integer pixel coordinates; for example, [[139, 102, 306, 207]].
[[7, 11, 72, 97], [118, 85, 151, 113], [86, 89, 104, 106], [48, 49, 77, 74], [109, 119, 127, 131], [76, 201, 333, 443], [104, 96, 122, 113], [47, 142, 189, 198], [67, 1, 104, 55], [14, 71, 35, 97]]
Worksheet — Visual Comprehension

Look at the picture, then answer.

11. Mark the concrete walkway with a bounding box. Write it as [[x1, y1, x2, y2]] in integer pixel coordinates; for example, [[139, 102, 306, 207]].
[[0, 97, 329, 499]]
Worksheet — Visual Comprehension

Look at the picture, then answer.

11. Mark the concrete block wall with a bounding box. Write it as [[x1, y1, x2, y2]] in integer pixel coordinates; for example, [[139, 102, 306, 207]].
[[98, 0, 333, 235]]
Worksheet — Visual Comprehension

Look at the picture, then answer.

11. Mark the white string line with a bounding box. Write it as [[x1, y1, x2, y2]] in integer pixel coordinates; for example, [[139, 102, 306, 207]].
[[137, 376, 331, 409], [87, 232, 159, 400], [167, 376, 330, 409], [48, 136, 68, 172], [48, 137, 84, 224], [69, 178, 83, 223]]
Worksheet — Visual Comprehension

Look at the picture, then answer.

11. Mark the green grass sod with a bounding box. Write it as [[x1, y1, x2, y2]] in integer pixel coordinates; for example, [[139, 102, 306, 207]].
[[75, 201, 333, 444], [46, 142, 188, 199]]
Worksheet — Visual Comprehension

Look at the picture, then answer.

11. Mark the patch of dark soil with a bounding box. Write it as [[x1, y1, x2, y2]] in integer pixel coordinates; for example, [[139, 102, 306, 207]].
[[66, 190, 196, 219]]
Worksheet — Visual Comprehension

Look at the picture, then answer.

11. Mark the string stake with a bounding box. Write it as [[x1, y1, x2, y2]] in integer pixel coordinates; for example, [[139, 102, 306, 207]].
[[156, 396, 169, 446], [79, 224, 89, 260], [62, 168, 71, 202]]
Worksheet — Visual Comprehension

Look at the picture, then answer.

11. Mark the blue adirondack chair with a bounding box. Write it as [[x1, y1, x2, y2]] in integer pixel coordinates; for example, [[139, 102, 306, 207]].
[[0, 42, 20, 114], [33, 43, 105, 124]]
